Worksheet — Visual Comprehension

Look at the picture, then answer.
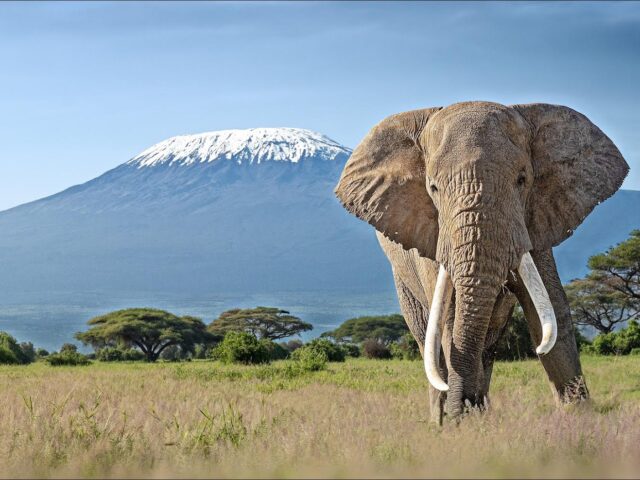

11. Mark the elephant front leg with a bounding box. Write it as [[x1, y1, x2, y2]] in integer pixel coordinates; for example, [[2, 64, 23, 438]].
[[510, 249, 588, 404], [393, 272, 448, 424]]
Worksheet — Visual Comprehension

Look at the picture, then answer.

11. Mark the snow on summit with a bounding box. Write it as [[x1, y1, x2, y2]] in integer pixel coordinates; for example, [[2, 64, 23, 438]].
[[128, 127, 351, 167]]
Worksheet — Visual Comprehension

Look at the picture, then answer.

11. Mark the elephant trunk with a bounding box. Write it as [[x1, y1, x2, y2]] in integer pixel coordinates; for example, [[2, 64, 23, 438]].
[[438, 211, 511, 417], [445, 272, 501, 416]]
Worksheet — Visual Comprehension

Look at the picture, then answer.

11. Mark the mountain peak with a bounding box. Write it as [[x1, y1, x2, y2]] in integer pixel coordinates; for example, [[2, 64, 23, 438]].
[[127, 127, 352, 168]]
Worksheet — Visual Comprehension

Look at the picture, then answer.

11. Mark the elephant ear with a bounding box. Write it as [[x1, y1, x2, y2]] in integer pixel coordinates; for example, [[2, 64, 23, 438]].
[[335, 108, 441, 258], [513, 103, 629, 250]]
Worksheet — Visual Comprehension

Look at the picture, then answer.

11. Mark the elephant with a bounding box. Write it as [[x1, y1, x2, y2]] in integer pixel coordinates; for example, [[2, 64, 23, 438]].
[[335, 101, 628, 422]]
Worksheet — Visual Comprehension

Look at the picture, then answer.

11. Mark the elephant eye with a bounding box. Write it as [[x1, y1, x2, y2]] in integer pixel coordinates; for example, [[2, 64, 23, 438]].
[[430, 184, 438, 193], [517, 172, 526, 186]]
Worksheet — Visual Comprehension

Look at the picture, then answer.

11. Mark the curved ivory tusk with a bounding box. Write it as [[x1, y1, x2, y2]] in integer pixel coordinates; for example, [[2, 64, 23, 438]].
[[424, 264, 453, 392], [517, 252, 558, 355]]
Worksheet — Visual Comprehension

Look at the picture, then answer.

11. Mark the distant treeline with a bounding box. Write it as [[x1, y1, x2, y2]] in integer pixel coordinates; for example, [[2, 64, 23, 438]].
[[1, 230, 638, 367]]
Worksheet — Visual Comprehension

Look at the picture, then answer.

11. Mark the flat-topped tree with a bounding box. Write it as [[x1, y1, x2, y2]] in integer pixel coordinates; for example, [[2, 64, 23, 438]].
[[321, 314, 408, 345], [76, 308, 213, 362], [208, 307, 312, 340]]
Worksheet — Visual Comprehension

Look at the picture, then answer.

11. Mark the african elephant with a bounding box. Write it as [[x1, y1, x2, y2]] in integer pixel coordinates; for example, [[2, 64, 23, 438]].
[[335, 101, 628, 422]]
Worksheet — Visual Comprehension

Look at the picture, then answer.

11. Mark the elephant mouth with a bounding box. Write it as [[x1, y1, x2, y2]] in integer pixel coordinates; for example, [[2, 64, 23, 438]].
[[423, 251, 558, 393]]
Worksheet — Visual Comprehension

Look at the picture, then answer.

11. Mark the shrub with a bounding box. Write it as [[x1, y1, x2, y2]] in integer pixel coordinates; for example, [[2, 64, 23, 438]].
[[301, 339, 346, 362], [19, 342, 37, 363], [260, 339, 289, 360], [97, 346, 145, 362], [293, 347, 327, 371], [0, 331, 31, 365], [341, 343, 361, 358], [36, 348, 49, 358], [211, 331, 270, 365], [362, 339, 392, 359], [389, 333, 420, 360], [589, 320, 640, 355], [45, 350, 91, 366]]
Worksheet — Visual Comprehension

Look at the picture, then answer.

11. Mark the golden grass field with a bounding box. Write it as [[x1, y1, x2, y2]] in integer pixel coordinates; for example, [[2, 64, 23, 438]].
[[1, 356, 639, 479]]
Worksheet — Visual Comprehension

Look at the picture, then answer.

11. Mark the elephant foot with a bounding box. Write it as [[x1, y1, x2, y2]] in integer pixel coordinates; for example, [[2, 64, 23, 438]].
[[556, 375, 589, 405]]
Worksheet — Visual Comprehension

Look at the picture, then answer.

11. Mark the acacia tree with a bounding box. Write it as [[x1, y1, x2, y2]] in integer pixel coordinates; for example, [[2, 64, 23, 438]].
[[566, 231, 640, 335], [588, 230, 640, 302], [76, 308, 213, 362], [566, 276, 638, 334], [208, 307, 312, 340], [320, 314, 408, 345]]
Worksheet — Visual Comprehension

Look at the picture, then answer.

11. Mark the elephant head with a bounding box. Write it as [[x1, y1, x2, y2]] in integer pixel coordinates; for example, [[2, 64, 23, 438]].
[[335, 102, 628, 416]]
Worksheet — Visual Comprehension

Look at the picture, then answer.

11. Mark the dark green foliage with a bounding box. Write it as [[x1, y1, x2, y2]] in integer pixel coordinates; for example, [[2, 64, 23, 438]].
[[76, 308, 213, 362], [0, 331, 32, 365], [389, 333, 420, 360], [340, 343, 361, 358], [588, 229, 640, 302], [208, 307, 313, 340], [19, 342, 37, 363], [211, 331, 270, 365], [45, 345, 91, 366], [566, 276, 637, 334], [362, 339, 392, 359], [260, 339, 289, 360], [36, 348, 49, 357], [97, 346, 145, 362], [566, 230, 640, 334], [587, 320, 640, 355], [292, 347, 327, 371], [60, 343, 79, 354], [296, 338, 346, 362], [494, 307, 536, 361], [321, 314, 408, 345]]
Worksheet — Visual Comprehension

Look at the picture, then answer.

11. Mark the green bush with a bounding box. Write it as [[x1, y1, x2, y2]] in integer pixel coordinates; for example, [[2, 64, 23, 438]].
[[389, 333, 420, 360], [45, 350, 91, 366], [293, 347, 327, 371], [341, 343, 361, 358], [36, 348, 49, 357], [362, 339, 392, 359], [97, 346, 145, 362], [589, 320, 640, 355], [260, 339, 289, 360], [0, 331, 31, 365], [299, 339, 346, 362], [211, 331, 270, 365]]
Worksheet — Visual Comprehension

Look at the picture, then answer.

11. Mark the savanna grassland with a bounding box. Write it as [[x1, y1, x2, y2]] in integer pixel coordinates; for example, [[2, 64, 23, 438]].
[[1, 356, 639, 479]]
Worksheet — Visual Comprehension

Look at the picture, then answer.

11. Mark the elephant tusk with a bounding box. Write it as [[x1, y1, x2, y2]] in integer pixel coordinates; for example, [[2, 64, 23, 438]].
[[424, 264, 453, 392], [517, 252, 558, 355]]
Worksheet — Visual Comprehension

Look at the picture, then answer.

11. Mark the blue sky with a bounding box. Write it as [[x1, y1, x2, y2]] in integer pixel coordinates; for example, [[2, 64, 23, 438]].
[[0, 1, 638, 210]]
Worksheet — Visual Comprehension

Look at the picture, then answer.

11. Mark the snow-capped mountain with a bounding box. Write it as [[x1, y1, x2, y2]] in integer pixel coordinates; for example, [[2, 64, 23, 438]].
[[128, 128, 350, 167], [0, 127, 637, 298], [0, 128, 387, 294]]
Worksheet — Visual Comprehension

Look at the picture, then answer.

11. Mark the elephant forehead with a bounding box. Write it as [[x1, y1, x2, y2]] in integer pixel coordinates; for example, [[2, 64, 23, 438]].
[[423, 105, 530, 171]]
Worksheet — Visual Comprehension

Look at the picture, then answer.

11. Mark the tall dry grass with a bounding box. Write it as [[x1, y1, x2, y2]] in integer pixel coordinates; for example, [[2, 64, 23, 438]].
[[0, 356, 639, 478]]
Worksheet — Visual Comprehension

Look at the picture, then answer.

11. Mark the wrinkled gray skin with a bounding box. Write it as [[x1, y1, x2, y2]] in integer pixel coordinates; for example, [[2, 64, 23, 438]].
[[335, 102, 628, 422]]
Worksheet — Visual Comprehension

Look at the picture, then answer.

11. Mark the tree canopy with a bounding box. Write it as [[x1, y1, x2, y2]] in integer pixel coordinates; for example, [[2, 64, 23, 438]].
[[567, 230, 640, 334], [566, 276, 637, 334], [208, 307, 312, 340], [588, 229, 640, 302], [76, 308, 213, 362], [321, 314, 408, 345]]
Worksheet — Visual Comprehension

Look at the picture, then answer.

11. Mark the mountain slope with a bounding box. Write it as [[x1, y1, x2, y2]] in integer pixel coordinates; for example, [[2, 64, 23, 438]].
[[0, 128, 637, 298]]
